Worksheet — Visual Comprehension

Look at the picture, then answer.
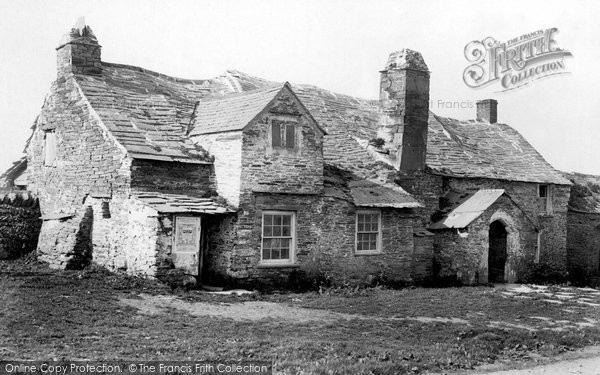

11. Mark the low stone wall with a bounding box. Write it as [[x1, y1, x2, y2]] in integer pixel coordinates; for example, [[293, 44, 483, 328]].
[[0, 191, 42, 259]]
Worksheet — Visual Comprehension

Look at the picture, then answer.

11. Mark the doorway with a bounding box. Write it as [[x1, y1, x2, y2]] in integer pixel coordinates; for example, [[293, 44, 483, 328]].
[[488, 220, 507, 283]]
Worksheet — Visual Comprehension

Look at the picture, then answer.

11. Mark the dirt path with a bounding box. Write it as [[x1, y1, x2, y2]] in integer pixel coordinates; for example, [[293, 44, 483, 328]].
[[119, 293, 470, 324], [466, 346, 600, 375]]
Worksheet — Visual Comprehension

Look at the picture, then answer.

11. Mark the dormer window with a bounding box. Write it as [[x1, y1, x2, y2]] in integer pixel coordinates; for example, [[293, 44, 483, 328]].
[[44, 130, 57, 166], [271, 118, 296, 150]]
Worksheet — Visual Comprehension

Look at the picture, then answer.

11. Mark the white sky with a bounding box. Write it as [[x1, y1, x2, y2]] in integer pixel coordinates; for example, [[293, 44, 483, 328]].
[[1, 0, 599, 174]]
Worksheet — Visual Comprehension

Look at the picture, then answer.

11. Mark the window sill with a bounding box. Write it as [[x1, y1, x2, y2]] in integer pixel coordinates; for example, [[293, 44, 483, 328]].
[[354, 251, 383, 256], [257, 263, 299, 269], [538, 213, 554, 218]]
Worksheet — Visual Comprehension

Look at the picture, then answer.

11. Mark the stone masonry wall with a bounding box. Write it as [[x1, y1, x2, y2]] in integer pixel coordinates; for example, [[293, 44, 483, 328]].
[[204, 192, 423, 287], [567, 210, 600, 278], [192, 132, 243, 207], [433, 195, 538, 284], [240, 94, 324, 197], [28, 74, 131, 268], [444, 178, 569, 273], [0, 192, 42, 259], [130, 159, 215, 195]]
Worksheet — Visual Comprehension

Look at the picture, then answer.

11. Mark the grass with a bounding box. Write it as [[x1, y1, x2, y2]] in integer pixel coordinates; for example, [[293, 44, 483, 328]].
[[1, 257, 600, 374]]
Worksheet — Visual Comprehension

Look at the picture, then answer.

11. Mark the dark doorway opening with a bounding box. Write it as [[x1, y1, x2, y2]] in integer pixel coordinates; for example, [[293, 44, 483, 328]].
[[488, 220, 507, 283]]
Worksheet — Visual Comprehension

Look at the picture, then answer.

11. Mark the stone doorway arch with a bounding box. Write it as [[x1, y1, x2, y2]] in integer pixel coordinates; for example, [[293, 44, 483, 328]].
[[488, 220, 508, 283], [486, 210, 520, 283]]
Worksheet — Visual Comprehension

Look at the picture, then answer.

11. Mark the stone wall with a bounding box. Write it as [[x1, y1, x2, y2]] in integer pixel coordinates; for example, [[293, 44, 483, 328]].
[[192, 132, 243, 207], [28, 72, 131, 268], [203, 192, 425, 287], [130, 159, 215, 195], [433, 195, 538, 284], [0, 192, 42, 259], [567, 210, 600, 279], [444, 177, 569, 273], [240, 95, 324, 197]]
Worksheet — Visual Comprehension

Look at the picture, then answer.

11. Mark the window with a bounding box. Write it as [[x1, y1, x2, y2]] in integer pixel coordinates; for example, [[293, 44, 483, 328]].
[[271, 119, 296, 149], [356, 210, 382, 254], [101, 200, 111, 219], [261, 211, 295, 264], [538, 184, 552, 214], [44, 131, 56, 166]]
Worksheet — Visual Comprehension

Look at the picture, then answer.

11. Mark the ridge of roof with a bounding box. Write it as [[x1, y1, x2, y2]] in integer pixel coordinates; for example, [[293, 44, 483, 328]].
[[103, 62, 220, 85]]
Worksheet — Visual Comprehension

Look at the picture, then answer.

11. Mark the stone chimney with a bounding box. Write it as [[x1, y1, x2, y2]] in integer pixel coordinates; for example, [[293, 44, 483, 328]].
[[476, 99, 498, 123], [378, 49, 430, 171], [56, 17, 102, 76]]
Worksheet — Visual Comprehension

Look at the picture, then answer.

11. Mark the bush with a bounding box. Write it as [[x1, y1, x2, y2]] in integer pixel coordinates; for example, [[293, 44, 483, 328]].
[[520, 263, 569, 284]]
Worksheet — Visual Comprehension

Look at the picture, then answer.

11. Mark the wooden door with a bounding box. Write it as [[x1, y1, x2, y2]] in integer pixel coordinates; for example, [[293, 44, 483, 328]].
[[173, 216, 201, 276]]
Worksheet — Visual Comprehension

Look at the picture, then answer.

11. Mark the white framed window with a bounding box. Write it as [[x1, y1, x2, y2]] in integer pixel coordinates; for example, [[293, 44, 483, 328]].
[[355, 210, 382, 254], [44, 130, 57, 166], [261, 211, 295, 264], [538, 184, 552, 214]]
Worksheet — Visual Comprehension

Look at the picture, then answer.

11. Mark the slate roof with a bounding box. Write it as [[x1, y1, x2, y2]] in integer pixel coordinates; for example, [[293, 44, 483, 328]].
[[74, 62, 233, 163], [428, 189, 506, 229], [132, 192, 234, 214], [190, 85, 284, 135], [223, 70, 570, 185], [73, 63, 569, 185], [427, 115, 570, 185], [323, 165, 421, 208]]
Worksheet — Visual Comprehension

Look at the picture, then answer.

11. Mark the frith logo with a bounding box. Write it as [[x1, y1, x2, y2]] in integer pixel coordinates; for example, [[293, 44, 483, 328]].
[[463, 28, 572, 92]]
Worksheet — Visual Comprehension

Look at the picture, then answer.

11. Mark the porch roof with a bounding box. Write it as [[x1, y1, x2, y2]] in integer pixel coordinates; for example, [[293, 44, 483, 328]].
[[428, 189, 505, 230], [132, 192, 234, 215]]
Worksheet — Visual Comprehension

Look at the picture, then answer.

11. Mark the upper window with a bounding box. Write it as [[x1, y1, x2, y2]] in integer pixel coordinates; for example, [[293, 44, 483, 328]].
[[271, 119, 296, 150], [261, 211, 295, 264], [44, 131, 57, 166], [356, 210, 382, 254], [538, 184, 552, 214]]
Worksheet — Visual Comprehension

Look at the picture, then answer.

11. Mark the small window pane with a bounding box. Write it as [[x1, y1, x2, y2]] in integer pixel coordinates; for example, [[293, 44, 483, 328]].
[[272, 123, 281, 147], [285, 124, 295, 149], [264, 215, 273, 226], [263, 226, 273, 237]]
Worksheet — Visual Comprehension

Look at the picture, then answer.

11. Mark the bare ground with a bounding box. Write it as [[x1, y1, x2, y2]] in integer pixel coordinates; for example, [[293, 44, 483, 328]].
[[2, 258, 600, 374]]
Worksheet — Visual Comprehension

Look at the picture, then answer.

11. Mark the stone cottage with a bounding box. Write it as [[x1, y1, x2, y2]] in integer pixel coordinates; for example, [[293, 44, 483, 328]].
[[17, 21, 432, 286], [5, 20, 578, 286]]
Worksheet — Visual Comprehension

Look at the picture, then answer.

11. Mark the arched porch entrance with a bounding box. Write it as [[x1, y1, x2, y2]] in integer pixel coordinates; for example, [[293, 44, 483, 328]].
[[488, 220, 508, 283]]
